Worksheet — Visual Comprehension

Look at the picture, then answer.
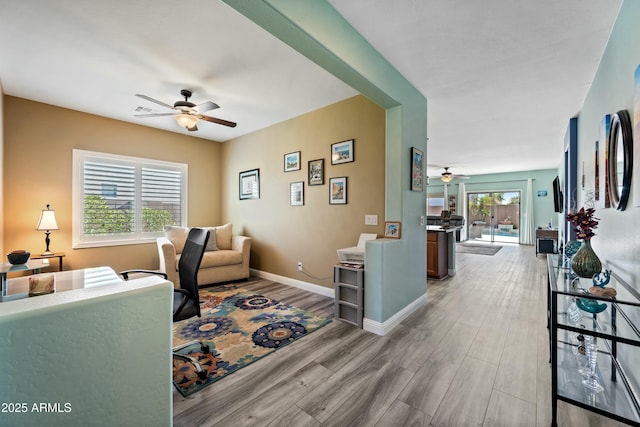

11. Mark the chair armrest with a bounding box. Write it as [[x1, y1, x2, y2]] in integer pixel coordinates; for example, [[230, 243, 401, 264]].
[[232, 235, 251, 255], [232, 235, 252, 278], [120, 269, 168, 281], [157, 237, 178, 285]]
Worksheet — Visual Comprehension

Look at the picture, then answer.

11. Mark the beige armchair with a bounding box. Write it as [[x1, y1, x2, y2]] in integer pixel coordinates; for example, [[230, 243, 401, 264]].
[[158, 224, 251, 287]]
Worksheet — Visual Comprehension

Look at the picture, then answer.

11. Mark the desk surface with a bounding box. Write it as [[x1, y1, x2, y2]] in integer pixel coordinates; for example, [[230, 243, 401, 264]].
[[1, 267, 123, 302]]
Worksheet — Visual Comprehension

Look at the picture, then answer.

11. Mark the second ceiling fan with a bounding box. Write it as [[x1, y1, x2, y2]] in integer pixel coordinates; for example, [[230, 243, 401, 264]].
[[134, 89, 237, 131], [431, 167, 470, 183]]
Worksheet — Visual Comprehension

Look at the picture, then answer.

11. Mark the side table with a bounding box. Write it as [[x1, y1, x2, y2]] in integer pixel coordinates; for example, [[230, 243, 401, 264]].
[[31, 252, 66, 271], [535, 229, 558, 256]]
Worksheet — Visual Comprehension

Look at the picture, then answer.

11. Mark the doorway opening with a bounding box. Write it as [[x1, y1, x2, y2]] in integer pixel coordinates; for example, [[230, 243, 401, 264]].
[[467, 191, 521, 244]]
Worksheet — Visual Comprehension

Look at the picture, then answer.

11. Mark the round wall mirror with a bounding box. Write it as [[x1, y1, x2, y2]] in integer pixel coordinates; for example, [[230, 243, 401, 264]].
[[607, 109, 633, 211]]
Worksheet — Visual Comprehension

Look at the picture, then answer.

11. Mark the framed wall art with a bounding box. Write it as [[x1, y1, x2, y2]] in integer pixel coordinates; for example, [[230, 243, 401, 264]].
[[384, 221, 401, 239], [331, 139, 354, 165], [634, 64, 640, 206], [290, 181, 304, 206], [308, 158, 324, 186], [599, 114, 611, 208], [329, 176, 347, 204], [239, 169, 260, 200], [595, 140, 600, 201], [284, 151, 301, 172], [411, 147, 424, 191]]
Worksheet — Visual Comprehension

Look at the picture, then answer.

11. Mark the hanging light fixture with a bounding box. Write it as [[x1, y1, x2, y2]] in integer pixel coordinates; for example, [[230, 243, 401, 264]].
[[440, 170, 453, 182], [174, 113, 199, 129]]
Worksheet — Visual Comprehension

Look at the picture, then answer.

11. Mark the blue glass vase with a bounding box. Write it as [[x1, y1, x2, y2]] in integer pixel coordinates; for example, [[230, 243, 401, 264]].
[[571, 240, 602, 279]]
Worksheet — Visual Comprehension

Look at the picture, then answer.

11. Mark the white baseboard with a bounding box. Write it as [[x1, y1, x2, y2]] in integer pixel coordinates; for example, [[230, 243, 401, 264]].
[[250, 268, 334, 298], [250, 269, 427, 336], [362, 292, 428, 336]]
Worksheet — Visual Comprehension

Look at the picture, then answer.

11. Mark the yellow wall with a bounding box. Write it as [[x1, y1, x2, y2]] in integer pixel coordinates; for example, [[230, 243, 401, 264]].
[[0, 82, 4, 257], [3, 96, 222, 272], [221, 95, 385, 288]]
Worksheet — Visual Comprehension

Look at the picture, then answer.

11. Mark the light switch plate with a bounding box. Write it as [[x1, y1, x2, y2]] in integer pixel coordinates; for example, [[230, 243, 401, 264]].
[[365, 214, 378, 225]]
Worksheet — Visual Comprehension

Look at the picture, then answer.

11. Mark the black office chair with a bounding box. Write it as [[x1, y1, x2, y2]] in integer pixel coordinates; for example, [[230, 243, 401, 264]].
[[121, 227, 211, 380]]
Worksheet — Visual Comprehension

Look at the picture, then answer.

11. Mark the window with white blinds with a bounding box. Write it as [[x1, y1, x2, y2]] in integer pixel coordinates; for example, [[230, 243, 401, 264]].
[[73, 149, 187, 248]]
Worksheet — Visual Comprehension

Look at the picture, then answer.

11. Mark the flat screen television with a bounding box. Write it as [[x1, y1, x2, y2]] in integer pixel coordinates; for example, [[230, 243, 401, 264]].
[[553, 176, 563, 213]]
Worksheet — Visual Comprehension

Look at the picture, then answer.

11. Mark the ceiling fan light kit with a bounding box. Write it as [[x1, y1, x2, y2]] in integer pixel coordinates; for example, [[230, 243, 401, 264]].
[[440, 171, 453, 182], [134, 89, 236, 131], [429, 166, 469, 183], [175, 113, 199, 130]]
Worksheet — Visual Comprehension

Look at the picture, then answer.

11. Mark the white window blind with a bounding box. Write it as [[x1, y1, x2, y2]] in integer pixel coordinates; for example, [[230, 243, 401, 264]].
[[73, 149, 187, 248]]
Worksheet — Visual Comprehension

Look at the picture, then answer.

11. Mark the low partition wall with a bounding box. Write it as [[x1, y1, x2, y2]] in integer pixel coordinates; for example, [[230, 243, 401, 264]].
[[0, 276, 173, 426], [252, 258, 428, 337]]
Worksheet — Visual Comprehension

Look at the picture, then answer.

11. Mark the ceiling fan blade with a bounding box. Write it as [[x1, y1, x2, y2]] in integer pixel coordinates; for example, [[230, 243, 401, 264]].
[[199, 114, 237, 128], [134, 113, 175, 118], [135, 94, 175, 110], [195, 101, 219, 113]]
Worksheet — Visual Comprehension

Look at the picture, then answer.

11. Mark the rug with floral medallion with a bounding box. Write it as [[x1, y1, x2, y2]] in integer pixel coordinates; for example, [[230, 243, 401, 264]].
[[172, 285, 331, 396]]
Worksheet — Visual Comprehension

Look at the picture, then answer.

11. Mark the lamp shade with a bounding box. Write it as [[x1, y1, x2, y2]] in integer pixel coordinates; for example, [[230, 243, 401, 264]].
[[36, 205, 59, 231], [174, 113, 199, 129]]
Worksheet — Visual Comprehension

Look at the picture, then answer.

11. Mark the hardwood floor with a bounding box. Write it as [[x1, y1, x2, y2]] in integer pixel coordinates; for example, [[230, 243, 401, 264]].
[[173, 244, 627, 426]]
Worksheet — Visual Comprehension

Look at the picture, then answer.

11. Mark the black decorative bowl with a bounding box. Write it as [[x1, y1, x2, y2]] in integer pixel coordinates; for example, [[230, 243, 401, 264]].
[[7, 251, 30, 265]]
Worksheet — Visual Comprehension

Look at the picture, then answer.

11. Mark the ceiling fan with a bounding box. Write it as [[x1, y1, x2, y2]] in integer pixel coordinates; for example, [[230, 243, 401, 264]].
[[430, 167, 470, 183], [134, 89, 237, 131]]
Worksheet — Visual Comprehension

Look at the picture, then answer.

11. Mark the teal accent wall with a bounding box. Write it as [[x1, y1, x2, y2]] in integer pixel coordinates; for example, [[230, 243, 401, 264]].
[[0, 279, 173, 426], [428, 169, 560, 231], [572, 0, 640, 398], [224, 0, 428, 324], [575, 0, 640, 284]]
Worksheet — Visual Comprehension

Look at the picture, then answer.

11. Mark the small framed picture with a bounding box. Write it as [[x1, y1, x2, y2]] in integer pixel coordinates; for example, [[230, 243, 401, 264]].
[[329, 176, 347, 204], [290, 182, 304, 206], [308, 159, 325, 186], [411, 147, 424, 192], [239, 169, 260, 200], [331, 139, 354, 165], [384, 221, 401, 239], [284, 151, 301, 172]]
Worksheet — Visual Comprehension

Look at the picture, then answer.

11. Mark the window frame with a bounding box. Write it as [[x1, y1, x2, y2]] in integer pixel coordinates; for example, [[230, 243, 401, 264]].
[[72, 149, 188, 248]]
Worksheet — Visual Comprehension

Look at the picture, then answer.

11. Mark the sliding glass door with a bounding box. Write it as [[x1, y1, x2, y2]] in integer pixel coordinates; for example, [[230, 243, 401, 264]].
[[467, 191, 521, 243]]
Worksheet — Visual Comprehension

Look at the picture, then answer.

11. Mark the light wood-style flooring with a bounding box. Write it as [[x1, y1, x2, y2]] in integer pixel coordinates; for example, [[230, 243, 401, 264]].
[[173, 244, 626, 426]]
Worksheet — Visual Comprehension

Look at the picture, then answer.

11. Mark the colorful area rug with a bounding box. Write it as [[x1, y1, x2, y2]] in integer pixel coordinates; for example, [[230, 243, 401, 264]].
[[172, 285, 331, 396], [457, 243, 502, 255]]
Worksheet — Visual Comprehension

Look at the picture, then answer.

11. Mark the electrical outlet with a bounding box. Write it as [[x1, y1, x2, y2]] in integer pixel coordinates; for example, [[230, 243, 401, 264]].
[[297, 262, 303, 271]]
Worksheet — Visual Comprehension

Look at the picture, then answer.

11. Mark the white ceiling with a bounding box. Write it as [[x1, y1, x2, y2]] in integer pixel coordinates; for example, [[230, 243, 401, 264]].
[[0, 0, 622, 178]]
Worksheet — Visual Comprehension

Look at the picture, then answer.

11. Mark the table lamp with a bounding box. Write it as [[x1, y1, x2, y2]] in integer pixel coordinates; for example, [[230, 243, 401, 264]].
[[36, 204, 59, 256]]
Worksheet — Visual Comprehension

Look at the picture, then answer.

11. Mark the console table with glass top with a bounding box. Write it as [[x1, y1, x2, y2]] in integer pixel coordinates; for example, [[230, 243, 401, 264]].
[[547, 254, 640, 426], [1, 263, 123, 302], [1, 259, 52, 302]]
